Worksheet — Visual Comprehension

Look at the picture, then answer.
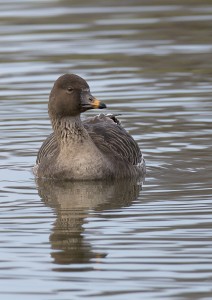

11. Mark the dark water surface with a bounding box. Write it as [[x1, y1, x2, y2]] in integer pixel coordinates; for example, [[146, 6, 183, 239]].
[[0, 0, 212, 299]]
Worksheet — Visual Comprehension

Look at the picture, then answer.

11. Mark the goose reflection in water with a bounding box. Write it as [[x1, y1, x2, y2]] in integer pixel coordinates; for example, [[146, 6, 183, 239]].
[[36, 179, 143, 266]]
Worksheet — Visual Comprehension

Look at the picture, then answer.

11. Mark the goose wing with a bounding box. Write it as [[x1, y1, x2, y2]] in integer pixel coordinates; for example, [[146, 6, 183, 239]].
[[36, 132, 58, 164], [83, 114, 142, 165]]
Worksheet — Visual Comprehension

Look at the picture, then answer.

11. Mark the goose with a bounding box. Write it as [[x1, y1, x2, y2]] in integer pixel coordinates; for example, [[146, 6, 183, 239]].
[[34, 74, 146, 180]]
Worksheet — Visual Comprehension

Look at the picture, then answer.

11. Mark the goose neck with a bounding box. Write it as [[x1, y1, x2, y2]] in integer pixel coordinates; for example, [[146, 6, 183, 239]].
[[51, 115, 88, 143]]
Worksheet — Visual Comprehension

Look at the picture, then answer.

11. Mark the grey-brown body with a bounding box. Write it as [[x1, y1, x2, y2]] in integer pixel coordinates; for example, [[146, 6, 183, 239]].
[[34, 74, 145, 180]]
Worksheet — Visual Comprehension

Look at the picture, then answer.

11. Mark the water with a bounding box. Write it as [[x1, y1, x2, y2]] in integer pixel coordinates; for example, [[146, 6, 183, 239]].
[[0, 0, 212, 299]]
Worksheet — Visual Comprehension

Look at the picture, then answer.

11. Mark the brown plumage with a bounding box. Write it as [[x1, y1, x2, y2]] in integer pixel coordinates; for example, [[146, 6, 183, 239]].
[[34, 74, 145, 180]]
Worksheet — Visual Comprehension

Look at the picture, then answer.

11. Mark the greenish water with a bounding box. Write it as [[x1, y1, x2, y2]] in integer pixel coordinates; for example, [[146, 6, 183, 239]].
[[0, 1, 212, 299]]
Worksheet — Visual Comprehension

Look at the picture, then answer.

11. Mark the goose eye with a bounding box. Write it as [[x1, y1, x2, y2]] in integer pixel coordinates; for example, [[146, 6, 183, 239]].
[[67, 87, 73, 92]]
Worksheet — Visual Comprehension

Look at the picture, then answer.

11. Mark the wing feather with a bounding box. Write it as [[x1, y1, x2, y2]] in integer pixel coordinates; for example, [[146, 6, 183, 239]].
[[36, 132, 58, 164], [84, 115, 142, 165]]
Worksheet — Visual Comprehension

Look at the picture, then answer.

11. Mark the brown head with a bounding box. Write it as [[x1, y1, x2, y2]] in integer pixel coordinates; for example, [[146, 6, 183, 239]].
[[48, 74, 106, 119]]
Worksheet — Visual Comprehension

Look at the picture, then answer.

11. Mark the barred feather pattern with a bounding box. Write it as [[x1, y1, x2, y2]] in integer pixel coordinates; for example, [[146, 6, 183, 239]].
[[36, 132, 58, 164], [36, 114, 143, 167]]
